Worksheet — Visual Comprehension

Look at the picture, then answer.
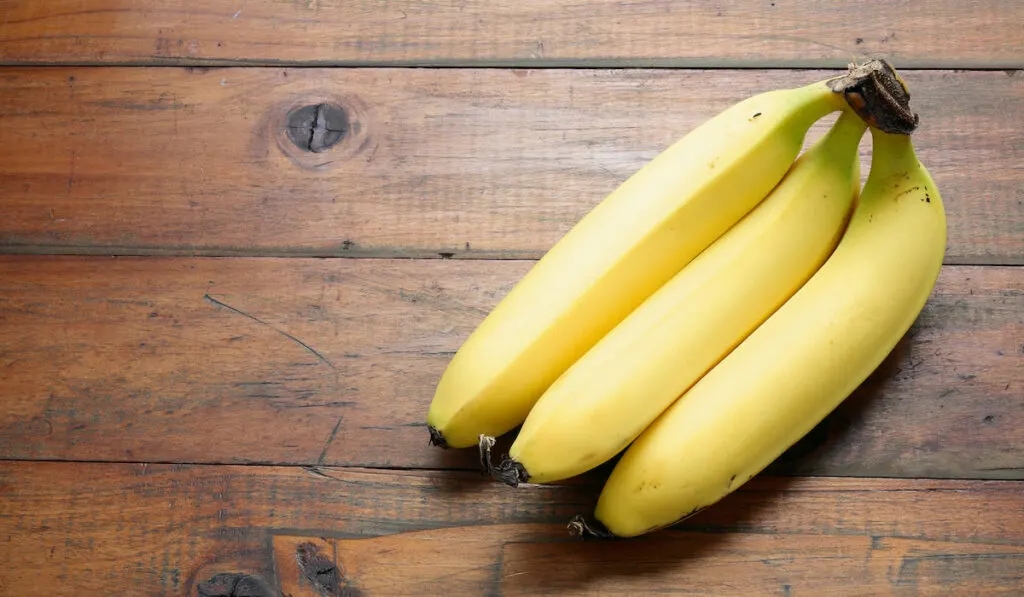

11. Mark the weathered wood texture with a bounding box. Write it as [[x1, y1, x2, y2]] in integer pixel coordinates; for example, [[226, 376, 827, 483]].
[[0, 463, 1021, 596], [274, 529, 1024, 597], [0, 67, 1021, 264], [3, 3, 1022, 595], [0, 0, 1021, 68], [1, 256, 1020, 478]]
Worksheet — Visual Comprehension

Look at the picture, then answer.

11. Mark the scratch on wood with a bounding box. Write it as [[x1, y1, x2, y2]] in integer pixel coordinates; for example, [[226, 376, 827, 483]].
[[66, 150, 76, 196], [598, 164, 622, 182], [203, 294, 336, 370], [317, 416, 344, 465], [286, 401, 357, 409], [303, 465, 332, 480], [88, 99, 185, 111]]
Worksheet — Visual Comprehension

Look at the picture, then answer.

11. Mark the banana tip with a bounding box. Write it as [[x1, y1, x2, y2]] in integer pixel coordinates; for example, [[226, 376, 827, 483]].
[[567, 515, 618, 540], [477, 434, 529, 486], [427, 425, 448, 448], [494, 458, 529, 487]]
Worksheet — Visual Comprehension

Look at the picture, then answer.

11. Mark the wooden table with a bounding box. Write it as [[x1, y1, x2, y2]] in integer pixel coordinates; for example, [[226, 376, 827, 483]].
[[1, 2, 1022, 595]]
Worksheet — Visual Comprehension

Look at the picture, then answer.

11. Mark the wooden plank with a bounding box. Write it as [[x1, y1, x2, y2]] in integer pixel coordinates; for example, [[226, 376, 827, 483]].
[[0, 256, 1020, 478], [0, 463, 1021, 595], [0, 1, 1021, 68], [0, 67, 1021, 265], [272, 531, 1024, 596]]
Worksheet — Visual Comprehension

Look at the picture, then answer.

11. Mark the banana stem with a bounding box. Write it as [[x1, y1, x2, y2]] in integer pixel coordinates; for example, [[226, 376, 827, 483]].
[[827, 58, 918, 134], [869, 126, 916, 168], [477, 434, 529, 486]]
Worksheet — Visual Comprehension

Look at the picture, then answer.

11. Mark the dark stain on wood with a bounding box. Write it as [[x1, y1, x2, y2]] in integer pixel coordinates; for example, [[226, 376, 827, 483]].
[[196, 572, 274, 597], [295, 541, 348, 596]]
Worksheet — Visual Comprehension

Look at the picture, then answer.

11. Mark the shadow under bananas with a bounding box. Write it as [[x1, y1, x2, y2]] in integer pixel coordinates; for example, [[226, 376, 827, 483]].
[[487, 349, 919, 594], [421, 326, 921, 594], [495, 474, 802, 594], [424, 434, 801, 592], [507, 328, 921, 590]]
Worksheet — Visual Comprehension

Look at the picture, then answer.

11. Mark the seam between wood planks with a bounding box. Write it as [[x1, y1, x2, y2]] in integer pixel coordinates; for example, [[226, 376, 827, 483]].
[[0, 60, 1021, 70], [1, 457, 1022, 482], [0, 243, 541, 261], [1, 245, 1022, 266]]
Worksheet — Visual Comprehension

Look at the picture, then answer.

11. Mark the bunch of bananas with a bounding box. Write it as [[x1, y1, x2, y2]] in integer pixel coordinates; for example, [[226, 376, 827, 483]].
[[426, 59, 947, 538]]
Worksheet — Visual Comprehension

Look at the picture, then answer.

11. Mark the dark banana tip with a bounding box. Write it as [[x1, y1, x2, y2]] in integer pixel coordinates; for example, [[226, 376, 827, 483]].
[[427, 425, 448, 448], [567, 515, 618, 540], [477, 434, 529, 486], [828, 58, 919, 135]]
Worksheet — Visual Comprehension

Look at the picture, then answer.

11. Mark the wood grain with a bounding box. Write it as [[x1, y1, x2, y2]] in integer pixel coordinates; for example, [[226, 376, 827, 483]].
[[0, 256, 1020, 478], [3, 3, 1020, 595], [0, 462, 1021, 596], [0, 0, 1021, 68], [273, 530, 1024, 596], [0, 67, 1022, 264]]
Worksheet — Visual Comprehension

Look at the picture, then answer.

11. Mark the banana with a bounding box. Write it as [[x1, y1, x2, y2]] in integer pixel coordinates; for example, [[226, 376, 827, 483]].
[[593, 128, 947, 538], [427, 79, 850, 449], [494, 110, 867, 485]]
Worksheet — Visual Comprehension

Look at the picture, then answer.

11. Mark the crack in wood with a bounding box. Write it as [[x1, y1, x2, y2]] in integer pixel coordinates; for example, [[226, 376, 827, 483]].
[[286, 103, 347, 153], [306, 104, 322, 152]]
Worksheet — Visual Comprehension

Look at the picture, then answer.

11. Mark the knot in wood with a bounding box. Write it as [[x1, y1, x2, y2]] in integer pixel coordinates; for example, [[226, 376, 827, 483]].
[[286, 103, 348, 153]]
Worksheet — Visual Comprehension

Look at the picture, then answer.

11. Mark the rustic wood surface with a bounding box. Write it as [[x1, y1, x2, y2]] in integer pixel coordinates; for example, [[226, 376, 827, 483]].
[[1, 67, 1022, 264], [0, 256, 1020, 479], [2, 1, 1023, 594], [0, 0, 1021, 68], [1, 463, 1022, 595]]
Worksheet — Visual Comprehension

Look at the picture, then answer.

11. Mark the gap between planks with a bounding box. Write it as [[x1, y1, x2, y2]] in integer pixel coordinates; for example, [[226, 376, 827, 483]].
[[1, 60, 1022, 70], [1, 246, 1021, 266], [1, 458, 1022, 483]]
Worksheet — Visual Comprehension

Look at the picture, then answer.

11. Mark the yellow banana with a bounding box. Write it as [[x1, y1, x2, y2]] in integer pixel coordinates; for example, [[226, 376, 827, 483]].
[[594, 128, 947, 537], [495, 110, 867, 485], [427, 79, 849, 448]]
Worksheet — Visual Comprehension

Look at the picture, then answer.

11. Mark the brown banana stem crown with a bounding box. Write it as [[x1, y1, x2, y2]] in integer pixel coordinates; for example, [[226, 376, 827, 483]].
[[828, 58, 919, 135]]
